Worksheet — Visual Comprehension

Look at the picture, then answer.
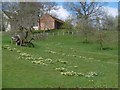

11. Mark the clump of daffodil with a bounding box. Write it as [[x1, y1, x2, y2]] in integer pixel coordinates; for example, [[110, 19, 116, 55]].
[[74, 66, 78, 68], [45, 58, 52, 62], [31, 60, 47, 65], [55, 67, 67, 72], [17, 50, 21, 53], [60, 60, 67, 64], [45, 50, 56, 54], [61, 71, 77, 76], [38, 57, 44, 60]]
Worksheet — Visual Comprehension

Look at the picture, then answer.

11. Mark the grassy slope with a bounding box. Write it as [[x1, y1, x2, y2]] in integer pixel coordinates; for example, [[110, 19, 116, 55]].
[[2, 31, 118, 88]]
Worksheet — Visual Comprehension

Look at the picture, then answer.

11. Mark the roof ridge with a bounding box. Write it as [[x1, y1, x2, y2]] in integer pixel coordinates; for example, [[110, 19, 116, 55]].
[[44, 13, 64, 23], [50, 14, 64, 22]]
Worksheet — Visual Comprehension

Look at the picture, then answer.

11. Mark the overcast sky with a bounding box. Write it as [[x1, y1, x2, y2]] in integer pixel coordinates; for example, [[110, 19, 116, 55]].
[[50, 2, 118, 20]]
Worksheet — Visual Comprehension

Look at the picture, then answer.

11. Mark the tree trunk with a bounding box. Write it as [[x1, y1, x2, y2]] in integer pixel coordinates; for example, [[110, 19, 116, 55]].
[[99, 33, 103, 50]]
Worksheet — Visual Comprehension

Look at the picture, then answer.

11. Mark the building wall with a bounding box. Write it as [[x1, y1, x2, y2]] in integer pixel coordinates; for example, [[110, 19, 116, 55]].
[[2, 12, 11, 31], [39, 14, 55, 30], [55, 20, 63, 29]]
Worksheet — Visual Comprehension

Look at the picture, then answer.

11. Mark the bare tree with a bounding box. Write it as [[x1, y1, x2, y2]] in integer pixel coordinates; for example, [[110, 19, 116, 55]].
[[2, 2, 57, 45], [2, 2, 58, 31], [42, 2, 58, 14], [2, 2, 42, 33], [0, 3, 2, 31], [64, 2, 105, 43], [2, 2, 42, 46], [65, 2, 105, 21], [101, 15, 118, 30], [61, 17, 73, 31]]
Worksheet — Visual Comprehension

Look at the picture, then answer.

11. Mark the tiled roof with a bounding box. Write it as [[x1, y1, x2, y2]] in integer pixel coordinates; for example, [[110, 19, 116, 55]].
[[41, 13, 64, 23]]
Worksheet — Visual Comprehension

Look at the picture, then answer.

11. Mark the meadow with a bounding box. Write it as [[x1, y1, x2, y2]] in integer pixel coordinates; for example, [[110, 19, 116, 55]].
[[2, 30, 118, 88]]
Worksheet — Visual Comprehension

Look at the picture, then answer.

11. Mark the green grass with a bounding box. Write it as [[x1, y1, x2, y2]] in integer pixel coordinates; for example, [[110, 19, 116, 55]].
[[2, 30, 118, 88]]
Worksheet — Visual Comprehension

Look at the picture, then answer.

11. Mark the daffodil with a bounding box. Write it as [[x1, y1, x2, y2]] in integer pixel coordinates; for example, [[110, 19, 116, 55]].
[[17, 50, 21, 53], [13, 48, 17, 50], [77, 73, 84, 76], [74, 66, 78, 68], [88, 58, 94, 60], [79, 56, 82, 58], [60, 61, 67, 64], [55, 67, 66, 72], [38, 57, 44, 60]]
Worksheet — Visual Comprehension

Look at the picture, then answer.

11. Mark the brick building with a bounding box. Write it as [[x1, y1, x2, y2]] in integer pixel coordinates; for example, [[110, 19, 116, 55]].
[[39, 14, 64, 30]]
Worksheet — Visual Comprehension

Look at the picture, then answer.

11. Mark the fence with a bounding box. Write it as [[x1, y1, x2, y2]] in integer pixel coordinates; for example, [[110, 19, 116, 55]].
[[33, 31, 81, 40]]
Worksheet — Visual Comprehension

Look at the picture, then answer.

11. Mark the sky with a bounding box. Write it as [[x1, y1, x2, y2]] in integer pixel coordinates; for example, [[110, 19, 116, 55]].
[[1, 1, 118, 20], [105, 2, 118, 8], [50, 2, 118, 20]]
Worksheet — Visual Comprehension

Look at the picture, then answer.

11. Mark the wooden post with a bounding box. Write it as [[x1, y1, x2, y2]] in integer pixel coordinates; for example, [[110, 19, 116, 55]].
[[63, 32, 64, 35], [76, 31, 78, 35], [36, 34, 40, 39], [72, 31, 73, 35], [58, 32, 59, 36], [68, 31, 69, 35], [47, 33, 49, 36], [53, 33, 54, 36]]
